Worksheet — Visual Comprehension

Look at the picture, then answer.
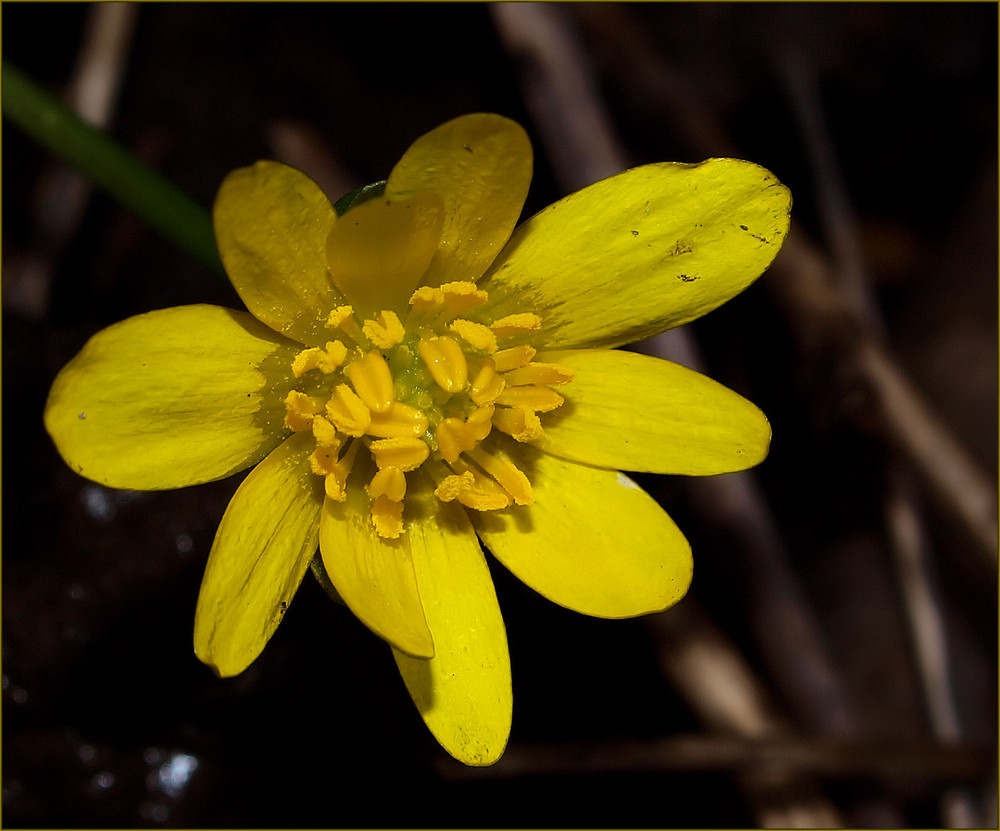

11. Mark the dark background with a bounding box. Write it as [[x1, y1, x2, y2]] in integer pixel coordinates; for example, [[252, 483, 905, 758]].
[[3, 3, 996, 827]]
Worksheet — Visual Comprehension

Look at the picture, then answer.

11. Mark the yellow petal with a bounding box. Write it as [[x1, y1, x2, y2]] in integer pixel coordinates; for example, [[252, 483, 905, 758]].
[[392, 477, 511, 766], [325, 192, 444, 319], [44, 305, 296, 490], [214, 161, 341, 346], [387, 113, 532, 287], [536, 349, 771, 474], [319, 477, 433, 659], [478, 159, 792, 348], [194, 431, 324, 677], [473, 445, 692, 618]]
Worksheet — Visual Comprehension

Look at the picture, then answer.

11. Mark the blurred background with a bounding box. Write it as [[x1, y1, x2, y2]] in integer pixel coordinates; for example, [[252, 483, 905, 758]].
[[2, 3, 996, 827]]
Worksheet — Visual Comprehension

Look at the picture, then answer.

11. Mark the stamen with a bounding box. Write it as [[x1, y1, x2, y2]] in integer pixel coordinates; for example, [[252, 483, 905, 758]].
[[362, 310, 405, 349], [311, 414, 341, 448], [469, 360, 505, 406], [291, 341, 348, 377], [433, 470, 476, 502], [327, 305, 366, 345], [347, 351, 395, 413], [293, 277, 562, 533], [493, 344, 537, 372], [501, 362, 575, 387], [309, 444, 340, 476], [284, 391, 323, 431], [325, 384, 372, 436], [368, 466, 407, 502], [490, 313, 542, 337], [369, 437, 429, 471], [448, 319, 497, 353], [435, 417, 478, 464], [467, 447, 534, 505], [370, 494, 404, 539], [418, 336, 468, 393], [367, 402, 429, 439], [496, 385, 565, 412], [322, 440, 359, 502], [492, 406, 543, 442], [435, 460, 511, 510], [465, 405, 494, 441], [409, 281, 487, 316]]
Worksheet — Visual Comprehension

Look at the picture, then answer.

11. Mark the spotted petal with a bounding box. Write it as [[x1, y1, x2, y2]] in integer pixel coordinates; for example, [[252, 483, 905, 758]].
[[535, 348, 770, 475], [194, 431, 324, 677], [473, 445, 692, 618], [44, 305, 296, 490], [393, 476, 511, 766], [214, 161, 341, 346], [387, 113, 532, 287], [476, 159, 792, 348], [319, 476, 434, 659]]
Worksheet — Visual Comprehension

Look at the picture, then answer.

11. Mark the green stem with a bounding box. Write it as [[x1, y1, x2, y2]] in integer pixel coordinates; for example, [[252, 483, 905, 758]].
[[2, 61, 224, 276]]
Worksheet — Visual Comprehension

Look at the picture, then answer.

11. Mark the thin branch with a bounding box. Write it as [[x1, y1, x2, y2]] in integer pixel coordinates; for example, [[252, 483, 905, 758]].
[[439, 733, 992, 786], [781, 54, 989, 826]]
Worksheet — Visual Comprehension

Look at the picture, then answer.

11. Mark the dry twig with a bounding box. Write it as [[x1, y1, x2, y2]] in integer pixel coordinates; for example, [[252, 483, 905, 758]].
[[491, 4, 864, 826]]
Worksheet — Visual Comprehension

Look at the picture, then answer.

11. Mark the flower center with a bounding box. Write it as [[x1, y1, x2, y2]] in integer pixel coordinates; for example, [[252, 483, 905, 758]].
[[283, 281, 574, 538]]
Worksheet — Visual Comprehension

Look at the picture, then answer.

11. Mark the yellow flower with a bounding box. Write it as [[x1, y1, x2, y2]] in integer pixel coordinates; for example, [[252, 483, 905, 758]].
[[44, 114, 791, 766]]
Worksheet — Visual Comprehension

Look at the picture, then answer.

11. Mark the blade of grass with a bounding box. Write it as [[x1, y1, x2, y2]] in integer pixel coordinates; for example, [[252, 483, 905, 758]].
[[2, 60, 224, 276]]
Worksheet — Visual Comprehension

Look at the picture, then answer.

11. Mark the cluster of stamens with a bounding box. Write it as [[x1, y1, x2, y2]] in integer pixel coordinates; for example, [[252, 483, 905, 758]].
[[283, 281, 574, 538]]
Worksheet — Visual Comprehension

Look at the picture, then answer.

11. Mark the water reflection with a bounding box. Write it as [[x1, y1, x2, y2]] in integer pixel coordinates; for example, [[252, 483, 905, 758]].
[[157, 752, 198, 798], [140, 748, 200, 823]]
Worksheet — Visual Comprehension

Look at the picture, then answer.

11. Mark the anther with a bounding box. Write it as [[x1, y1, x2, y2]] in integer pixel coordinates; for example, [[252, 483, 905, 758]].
[[490, 313, 542, 337], [469, 360, 505, 405], [347, 351, 395, 413], [435, 461, 511, 510], [322, 440, 358, 502], [309, 444, 340, 477], [501, 362, 575, 387], [369, 437, 429, 471], [326, 305, 366, 345], [284, 391, 323, 431], [370, 494, 404, 539], [449, 319, 497, 353], [311, 414, 341, 448], [467, 447, 534, 505], [496, 385, 565, 412], [368, 466, 407, 502], [291, 341, 348, 377], [493, 345, 536, 372], [492, 406, 543, 442], [325, 384, 372, 436], [362, 310, 405, 349], [367, 402, 429, 439], [418, 336, 468, 393], [466, 405, 494, 441], [409, 281, 488, 318], [435, 417, 477, 464]]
